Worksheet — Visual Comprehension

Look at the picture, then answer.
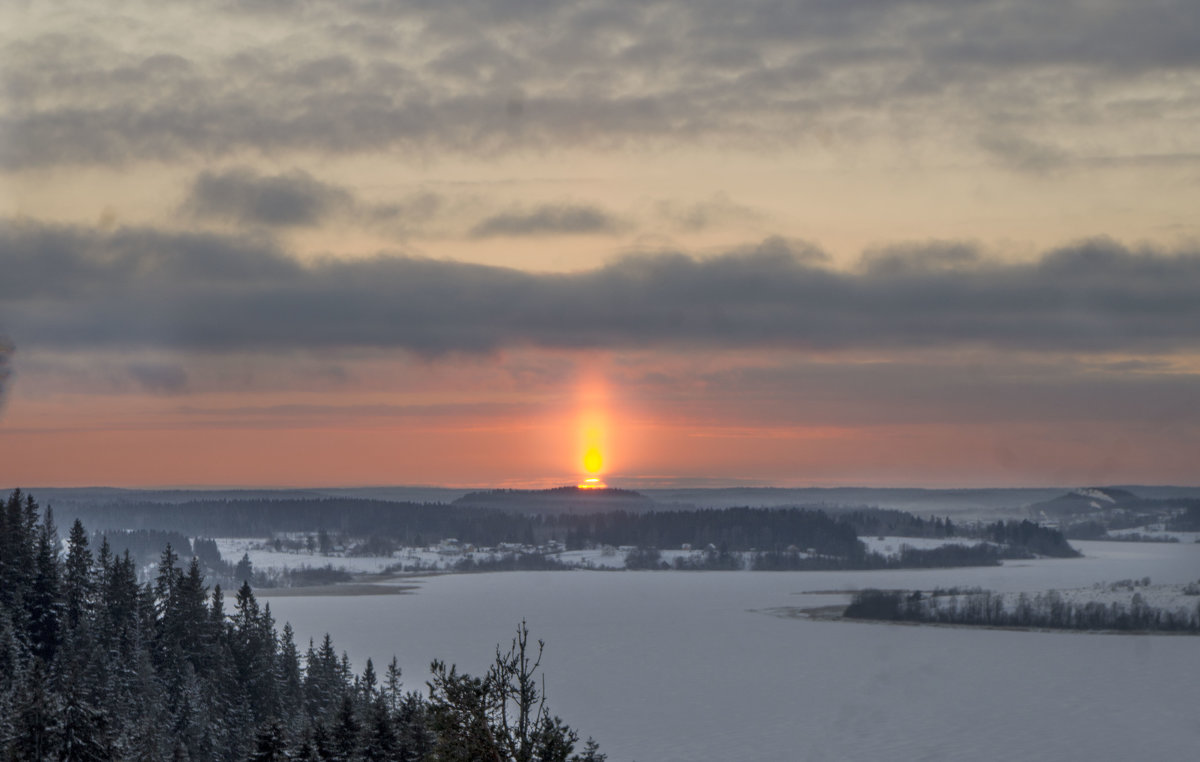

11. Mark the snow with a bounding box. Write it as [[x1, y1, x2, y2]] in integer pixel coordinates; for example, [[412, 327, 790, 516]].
[[214, 539, 400, 574], [1046, 581, 1195, 612], [219, 535, 1050, 576], [557, 549, 627, 569], [266, 540, 1200, 762], [1073, 487, 1117, 503], [214, 541, 791, 574], [859, 535, 972, 556]]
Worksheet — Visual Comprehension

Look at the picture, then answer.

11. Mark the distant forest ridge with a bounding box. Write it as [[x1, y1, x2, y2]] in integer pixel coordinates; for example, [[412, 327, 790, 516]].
[[24, 484, 1200, 515], [33, 492, 1084, 573]]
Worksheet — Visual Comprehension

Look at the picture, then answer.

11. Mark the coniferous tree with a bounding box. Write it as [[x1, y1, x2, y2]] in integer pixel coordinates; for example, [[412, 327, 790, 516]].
[[0, 490, 604, 762], [331, 693, 361, 761], [384, 657, 403, 713], [250, 719, 290, 762], [60, 685, 114, 761], [63, 518, 94, 632], [277, 622, 306, 735], [361, 694, 399, 762], [29, 507, 62, 665], [11, 662, 60, 761]]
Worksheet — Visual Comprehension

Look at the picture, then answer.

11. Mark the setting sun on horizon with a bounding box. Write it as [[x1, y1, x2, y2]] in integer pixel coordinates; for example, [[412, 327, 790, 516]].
[[3, 0, 1199, 491], [576, 375, 610, 489]]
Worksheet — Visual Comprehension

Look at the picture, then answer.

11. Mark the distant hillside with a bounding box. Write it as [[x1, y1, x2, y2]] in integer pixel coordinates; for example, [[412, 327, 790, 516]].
[[640, 486, 1066, 517], [20, 484, 1199, 520], [1030, 487, 1142, 517], [453, 486, 655, 514], [1029, 487, 1200, 537], [23, 485, 475, 507]]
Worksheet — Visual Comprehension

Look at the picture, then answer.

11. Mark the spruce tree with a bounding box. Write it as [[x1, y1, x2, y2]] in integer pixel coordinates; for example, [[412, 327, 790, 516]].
[[63, 518, 94, 632], [250, 719, 290, 762], [28, 507, 62, 665], [331, 693, 362, 761]]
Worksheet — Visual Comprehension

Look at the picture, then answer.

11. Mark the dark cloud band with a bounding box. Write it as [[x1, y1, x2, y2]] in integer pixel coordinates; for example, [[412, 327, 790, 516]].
[[469, 204, 622, 237], [0, 336, 12, 413], [1, 223, 1198, 356], [186, 168, 352, 227]]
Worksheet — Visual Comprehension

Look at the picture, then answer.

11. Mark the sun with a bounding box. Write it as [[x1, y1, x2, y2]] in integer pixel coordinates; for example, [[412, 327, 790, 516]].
[[576, 379, 609, 488], [579, 443, 606, 489], [583, 446, 603, 474]]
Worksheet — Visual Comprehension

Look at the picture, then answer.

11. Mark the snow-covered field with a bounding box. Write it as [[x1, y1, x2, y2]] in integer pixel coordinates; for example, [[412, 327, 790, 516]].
[[859, 535, 969, 556], [266, 540, 1200, 762], [215, 539, 401, 574], [216, 535, 1023, 575], [215, 540, 750, 573], [557, 548, 627, 569]]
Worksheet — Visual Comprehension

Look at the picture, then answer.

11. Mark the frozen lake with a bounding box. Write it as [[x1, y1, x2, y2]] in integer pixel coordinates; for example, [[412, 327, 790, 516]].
[[267, 541, 1200, 761]]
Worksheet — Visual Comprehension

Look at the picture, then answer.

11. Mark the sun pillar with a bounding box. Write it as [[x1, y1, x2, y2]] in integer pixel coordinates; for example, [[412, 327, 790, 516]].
[[579, 429, 605, 489], [577, 377, 608, 489]]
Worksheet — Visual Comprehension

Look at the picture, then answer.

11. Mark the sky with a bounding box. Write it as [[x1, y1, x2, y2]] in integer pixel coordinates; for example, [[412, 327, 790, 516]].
[[2, 0, 1199, 489]]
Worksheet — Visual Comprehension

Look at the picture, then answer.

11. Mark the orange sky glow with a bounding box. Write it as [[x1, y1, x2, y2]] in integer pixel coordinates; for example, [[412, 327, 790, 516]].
[[2, 1, 1199, 489]]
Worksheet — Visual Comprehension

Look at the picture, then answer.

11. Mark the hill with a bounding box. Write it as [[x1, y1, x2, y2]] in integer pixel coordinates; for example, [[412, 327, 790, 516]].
[[453, 486, 655, 514]]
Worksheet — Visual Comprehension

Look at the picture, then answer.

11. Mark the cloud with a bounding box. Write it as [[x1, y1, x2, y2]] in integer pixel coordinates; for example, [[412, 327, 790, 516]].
[[127, 363, 189, 395], [860, 241, 983, 274], [170, 400, 539, 427], [365, 192, 444, 228], [182, 166, 442, 234], [2, 221, 1199, 357], [4, 1, 1198, 169], [655, 194, 765, 232], [186, 167, 352, 227], [469, 204, 623, 237], [0, 335, 12, 415], [619, 357, 1200, 428], [977, 132, 1071, 174], [0, 222, 300, 299], [10, 350, 362, 398]]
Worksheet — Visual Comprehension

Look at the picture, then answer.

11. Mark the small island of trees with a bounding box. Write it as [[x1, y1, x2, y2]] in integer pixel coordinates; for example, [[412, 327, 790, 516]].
[[843, 585, 1200, 633]]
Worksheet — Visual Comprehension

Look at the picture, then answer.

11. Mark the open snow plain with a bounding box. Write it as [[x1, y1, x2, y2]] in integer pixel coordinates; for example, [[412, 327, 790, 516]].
[[267, 541, 1200, 762]]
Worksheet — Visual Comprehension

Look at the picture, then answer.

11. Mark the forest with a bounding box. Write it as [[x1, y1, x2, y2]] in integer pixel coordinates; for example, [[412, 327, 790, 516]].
[[622, 542, 1010, 571], [843, 586, 1200, 633], [54, 497, 868, 553], [1168, 504, 1200, 531], [0, 490, 604, 761], [56, 497, 1080, 571], [836, 508, 958, 538]]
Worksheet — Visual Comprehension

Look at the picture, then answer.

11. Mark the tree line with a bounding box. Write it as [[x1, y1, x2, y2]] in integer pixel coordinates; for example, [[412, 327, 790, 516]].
[[982, 520, 1080, 557], [628, 542, 1009, 571], [0, 490, 604, 761], [836, 509, 957, 539], [59, 498, 867, 555], [562, 506, 864, 556], [1168, 503, 1200, 531], [56, 495, 1080, 573], [91, 529, 194, 569], [843, 587, 1200, 633]]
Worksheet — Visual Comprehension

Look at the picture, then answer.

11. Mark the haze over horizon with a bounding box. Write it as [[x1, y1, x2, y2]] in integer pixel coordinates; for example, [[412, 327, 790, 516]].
[[3, 1, 1199, 488]]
